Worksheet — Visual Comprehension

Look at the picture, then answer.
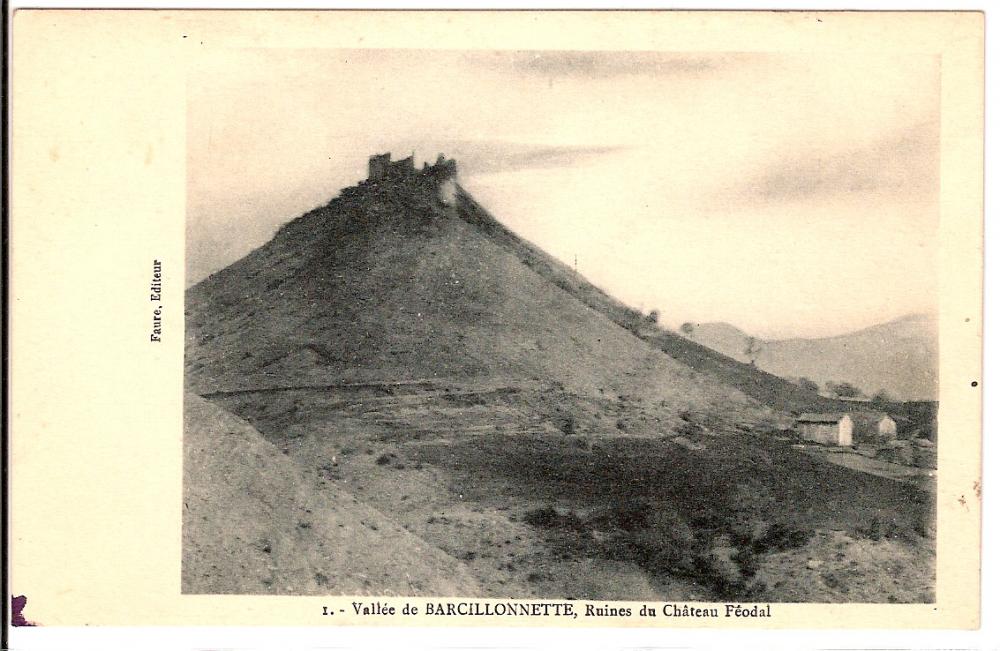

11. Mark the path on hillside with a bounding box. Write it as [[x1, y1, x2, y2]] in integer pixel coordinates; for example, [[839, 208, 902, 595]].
[[207, 381, 557, 442], [794, 445, 935, 492]]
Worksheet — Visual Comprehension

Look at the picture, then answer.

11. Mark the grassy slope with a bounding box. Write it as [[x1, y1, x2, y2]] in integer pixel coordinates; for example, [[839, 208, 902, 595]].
[[407, 428, 934, 603], [184, 178, 934, 602], [185, 181, 763, 424], [411, 430, 931, 534], [182, 392, 480, 596], [455, 187, 857, 415], [209, 384, 934, 603], [213, 387, 699, 601]]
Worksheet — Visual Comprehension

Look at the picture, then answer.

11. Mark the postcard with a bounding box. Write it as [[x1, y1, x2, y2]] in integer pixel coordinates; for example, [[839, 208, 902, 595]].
[[7, 8, 984, 634]]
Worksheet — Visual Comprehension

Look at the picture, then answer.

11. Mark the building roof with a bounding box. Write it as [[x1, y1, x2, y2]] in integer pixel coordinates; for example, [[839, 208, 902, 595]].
[[797, 411, 894, 425], [847, 411, 893, 429], [797, 413, 845, 424]]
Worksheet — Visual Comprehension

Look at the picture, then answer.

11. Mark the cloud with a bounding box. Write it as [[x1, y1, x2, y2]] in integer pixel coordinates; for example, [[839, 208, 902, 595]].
[[715, 121, 939, 207], [521, 51, 717, 78], [392, 139, 626, 176], [468, 50, 748, 80], [454, 141, 625, 175]]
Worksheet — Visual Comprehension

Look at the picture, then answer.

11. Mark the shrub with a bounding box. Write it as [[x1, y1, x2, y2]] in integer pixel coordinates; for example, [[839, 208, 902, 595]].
[[607, 498, 652, 532], [724, 482, 777, 540], [796, 377, 819, 393], [733, 545, 760, 578], [375, 453, 393, 466], [825, 381, 864, 399], [318, 462, 340, 481], [630, 514, 698, 575], [691, 549, 748, 600], [523, 507, 587, 533], [858, 512, 910, 541], [752, 522, 814, 553], [623, 307, 643, 322], [591, 499, 771, 601], [676, 420, 702, 439]]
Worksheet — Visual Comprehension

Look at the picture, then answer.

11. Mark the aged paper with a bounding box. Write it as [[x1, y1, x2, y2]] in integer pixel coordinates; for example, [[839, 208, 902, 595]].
[[8, 9, 983, 630]]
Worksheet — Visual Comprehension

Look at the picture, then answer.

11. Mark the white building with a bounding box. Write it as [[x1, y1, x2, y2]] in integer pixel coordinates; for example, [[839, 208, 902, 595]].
[[796, 412, 897, 447]]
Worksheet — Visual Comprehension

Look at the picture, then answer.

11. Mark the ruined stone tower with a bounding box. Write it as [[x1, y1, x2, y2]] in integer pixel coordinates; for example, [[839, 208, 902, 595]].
[[367, 152, 416, 181], [360, 152, 458, 204]]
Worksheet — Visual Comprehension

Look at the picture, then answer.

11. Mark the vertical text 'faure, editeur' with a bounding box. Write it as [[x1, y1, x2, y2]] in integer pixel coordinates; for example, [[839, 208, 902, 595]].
[[150, 259, 163, 342]]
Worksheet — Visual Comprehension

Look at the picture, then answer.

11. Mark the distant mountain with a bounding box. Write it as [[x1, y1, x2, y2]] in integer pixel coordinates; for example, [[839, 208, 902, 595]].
[[681, 314, 937, 401], [677, 322, 752, 361]]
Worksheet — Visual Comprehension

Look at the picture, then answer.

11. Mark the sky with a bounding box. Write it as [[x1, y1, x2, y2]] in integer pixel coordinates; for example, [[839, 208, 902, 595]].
[[187, 49, 940, 340]]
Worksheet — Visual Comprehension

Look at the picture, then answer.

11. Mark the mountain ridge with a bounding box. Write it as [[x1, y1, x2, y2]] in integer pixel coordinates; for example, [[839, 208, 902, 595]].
[[187, 160, 879, 415], [185, 167, 773, 429], [686, 312, 932, 345], [681, 314, 937, 401]]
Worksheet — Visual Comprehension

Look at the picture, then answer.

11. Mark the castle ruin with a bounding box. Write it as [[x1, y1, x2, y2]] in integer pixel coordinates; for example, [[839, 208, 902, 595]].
[[367, 153, 416, 181], [342, 152, 458, 205]]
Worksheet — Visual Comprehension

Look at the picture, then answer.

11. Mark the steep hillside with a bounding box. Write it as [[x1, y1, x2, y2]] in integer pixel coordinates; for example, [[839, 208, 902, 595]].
[[185, 171, 767, 427], [677, 322, 750, 360], [184, 158, 935, 602], [183, 392, 479, 595], [682, 315, 938, 401], [455, 188, 852, 414]]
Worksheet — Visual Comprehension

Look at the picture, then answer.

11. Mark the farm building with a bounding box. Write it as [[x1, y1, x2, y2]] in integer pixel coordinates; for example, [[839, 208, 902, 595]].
[[797, 413, 853, 446], [850, 412, 898, 443], [796, 412, 897, 447]]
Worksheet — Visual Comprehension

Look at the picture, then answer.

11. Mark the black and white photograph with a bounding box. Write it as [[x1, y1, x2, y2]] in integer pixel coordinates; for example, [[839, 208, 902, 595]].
[[182, 47, 942, 604], [6, 10, 988, 646]]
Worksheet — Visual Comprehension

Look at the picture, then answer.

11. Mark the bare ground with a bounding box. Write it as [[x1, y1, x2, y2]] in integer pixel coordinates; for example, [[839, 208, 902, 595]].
[[182, 393, 479, 596], [202, 382, 934, 602]]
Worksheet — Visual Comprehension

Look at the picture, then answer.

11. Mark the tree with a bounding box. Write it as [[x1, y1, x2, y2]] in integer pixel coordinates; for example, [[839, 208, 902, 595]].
[[744, 336, 763, 366], [796, 377, 819, 393], [871, 389, 895, 406], [825, 381, 863, 399], [646, 309, 660, 324], [680, 322, 694, 335], [622, 308, 645, 334]]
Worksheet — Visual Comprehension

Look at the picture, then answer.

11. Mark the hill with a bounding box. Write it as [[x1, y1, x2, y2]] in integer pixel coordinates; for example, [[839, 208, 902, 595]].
[[455, 188, 858, 414], [183, 392, 479, 595], [681, 314, 937, 401], [185, 160, 772, 429], [184, 154, 934, 601], [677, 322, 750, 360]]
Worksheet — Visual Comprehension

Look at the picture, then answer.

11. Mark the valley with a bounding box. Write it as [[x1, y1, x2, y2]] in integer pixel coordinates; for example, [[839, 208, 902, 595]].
[[183, 154, 935, 603]]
